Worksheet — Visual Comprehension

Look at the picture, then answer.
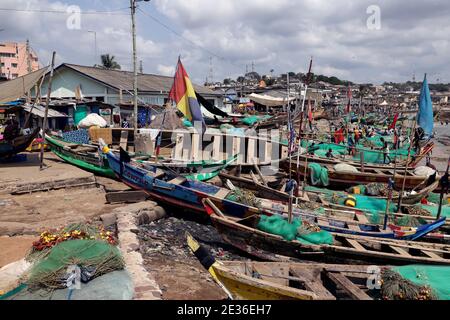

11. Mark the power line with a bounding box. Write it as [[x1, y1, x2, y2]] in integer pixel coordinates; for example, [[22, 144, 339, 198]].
[[137, 7, 245, 72], [0, 7, 130, 15]]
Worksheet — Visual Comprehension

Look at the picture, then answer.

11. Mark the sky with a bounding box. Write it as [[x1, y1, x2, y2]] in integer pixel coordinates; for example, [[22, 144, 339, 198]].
[[0, 0, 449, 85]]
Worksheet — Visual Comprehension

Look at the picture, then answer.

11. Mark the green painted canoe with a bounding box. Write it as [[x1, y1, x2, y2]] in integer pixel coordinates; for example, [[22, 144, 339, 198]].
[[45, 134, 116, 179]]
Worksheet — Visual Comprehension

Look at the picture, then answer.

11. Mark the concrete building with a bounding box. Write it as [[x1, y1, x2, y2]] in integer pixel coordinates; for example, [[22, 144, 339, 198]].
[[0, 41, 39, 79]]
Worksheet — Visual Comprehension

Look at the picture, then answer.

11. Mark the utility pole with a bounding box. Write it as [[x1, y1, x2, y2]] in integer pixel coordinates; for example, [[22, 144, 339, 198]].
[[26, 39, 32, 74], [88, 31, 97, 65], [130, 0, 139, 137], [40, 51, 56, 170]]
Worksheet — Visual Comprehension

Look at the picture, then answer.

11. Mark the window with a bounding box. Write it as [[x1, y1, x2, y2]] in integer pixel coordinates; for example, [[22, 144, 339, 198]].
[[11, 63, 17, 68]]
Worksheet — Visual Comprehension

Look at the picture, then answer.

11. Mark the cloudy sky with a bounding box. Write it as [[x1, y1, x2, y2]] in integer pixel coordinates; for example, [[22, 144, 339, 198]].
[[0, 0, 449, 84]]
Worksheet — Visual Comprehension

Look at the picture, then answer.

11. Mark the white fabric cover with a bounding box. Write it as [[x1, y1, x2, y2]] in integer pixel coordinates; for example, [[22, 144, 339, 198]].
[[78, 113, 108, 128], [414, 166, 436, 177], [334, 163, 359, 173]]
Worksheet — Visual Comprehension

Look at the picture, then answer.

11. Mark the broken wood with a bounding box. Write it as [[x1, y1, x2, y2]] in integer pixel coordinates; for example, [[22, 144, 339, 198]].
[[105, 190, 149, 204]]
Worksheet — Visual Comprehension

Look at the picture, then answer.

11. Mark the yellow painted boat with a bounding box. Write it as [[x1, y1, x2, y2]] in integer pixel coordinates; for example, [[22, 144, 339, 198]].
[[186, 233, 376, 300]]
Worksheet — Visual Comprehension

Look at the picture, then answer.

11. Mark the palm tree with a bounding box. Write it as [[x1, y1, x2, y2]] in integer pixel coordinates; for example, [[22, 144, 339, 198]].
[[99, 54, 121, 70]]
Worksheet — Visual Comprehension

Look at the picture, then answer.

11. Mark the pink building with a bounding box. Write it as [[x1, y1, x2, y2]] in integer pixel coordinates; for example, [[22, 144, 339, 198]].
[[0, 41, 39, 80]]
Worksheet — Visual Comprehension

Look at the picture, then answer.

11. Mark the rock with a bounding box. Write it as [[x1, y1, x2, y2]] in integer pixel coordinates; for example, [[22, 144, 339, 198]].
[[100, 213, 117, 227]]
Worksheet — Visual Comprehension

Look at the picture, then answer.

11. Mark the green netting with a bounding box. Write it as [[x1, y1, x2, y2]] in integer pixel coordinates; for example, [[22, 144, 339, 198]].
[[308, 163, 329, 187], [241, 115, 272, 126], [297, 231, 334, 245], [420, 204, 450, 218], [393, 265, 450, 300], [27, 240, 124, 290], [256, 215, 333, 244], [427, 193, 441, 204], [301, 137, 416, 164], [257, 215, 302, 241]]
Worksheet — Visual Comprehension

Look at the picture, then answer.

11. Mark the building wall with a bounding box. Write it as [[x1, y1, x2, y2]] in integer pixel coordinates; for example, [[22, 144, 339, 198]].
[[0, 42, 39, 79]]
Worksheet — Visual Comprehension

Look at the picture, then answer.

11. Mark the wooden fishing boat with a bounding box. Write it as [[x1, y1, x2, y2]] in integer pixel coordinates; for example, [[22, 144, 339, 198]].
[[204, 200, 450, 265], [102, 143, 259, 217], [186, 233, 378, 300], [45, 134, 116, 179], [139, 155, 238, 182], [219, 171, 439, 206], [290, 140, 434, 170], [204, 186, 445, 241], [0, 127, 40, 158], [219, 171, 450, 235], [282, 161, 437, 190]]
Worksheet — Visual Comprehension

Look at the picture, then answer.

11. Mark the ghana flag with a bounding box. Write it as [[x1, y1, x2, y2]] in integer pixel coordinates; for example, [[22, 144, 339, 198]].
[[169, 58, 206, 132]]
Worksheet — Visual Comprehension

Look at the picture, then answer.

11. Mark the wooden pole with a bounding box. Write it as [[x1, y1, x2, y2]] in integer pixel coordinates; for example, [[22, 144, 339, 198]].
[[40, 51, 56, 170], [436, 157, 450, 220], [131, 0, 138, 138], [383, 122, 404, 229], [396, 120, 417, 212]]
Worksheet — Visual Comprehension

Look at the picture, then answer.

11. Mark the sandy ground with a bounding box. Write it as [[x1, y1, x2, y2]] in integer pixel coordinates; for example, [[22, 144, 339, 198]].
[[0, 236, 36, 268], [144, 255, 227, 300], [0, 153, 94, 191], [0, 152, 123, 236]]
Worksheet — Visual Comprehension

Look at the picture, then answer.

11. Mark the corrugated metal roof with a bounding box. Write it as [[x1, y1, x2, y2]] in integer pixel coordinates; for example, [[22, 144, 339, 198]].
[[23, 105, 68, 118], [61, 64, 219, 96], [0, 67, 48, 104]]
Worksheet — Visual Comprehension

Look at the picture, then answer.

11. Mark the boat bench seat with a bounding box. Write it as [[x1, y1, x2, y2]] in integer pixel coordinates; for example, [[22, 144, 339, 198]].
[[168, 177, 187, 185], [147, 169, 165, 179], [215, 189, 231, 199]]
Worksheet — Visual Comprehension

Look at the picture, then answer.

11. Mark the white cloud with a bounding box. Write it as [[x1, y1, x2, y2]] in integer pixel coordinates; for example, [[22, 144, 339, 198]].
[[1, 0, 449, 84], [156, 64, 175, 76]]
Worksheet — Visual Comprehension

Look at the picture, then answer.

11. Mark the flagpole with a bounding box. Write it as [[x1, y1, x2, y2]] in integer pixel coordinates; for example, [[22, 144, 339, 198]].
[[131, 0, 138, 139]]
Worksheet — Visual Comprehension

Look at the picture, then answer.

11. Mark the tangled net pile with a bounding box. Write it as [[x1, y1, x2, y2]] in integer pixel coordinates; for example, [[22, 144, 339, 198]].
[[381, 269, 436, 300]]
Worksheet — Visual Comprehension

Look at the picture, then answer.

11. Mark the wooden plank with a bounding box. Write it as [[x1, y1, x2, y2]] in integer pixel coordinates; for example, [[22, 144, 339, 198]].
[[120, 130, 128, 150], [325, 272, 372, 300], [253, 159, 268, 187], [252, 264, 289, 287], [347, 224, 360, 232], [389, 245, 412, 257], [233, 137, 243, 164], [105, 190, 149, 204], [290, 268, 336, 300], [264, 141, 272, 164], [212, 135, 222, 161], [182, 133, 191, 161], [192, 133, 201, 161], [247, 137, 257, 164], [345, 238, 367, 251], [173, 133, 184, 160], [168, 177, 187, 185], [355, 214, 370, 224], [422, 250, 442, 260]]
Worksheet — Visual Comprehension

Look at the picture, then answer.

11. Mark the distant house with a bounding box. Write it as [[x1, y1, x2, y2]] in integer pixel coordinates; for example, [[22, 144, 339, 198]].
[[32, 63, 224, 121]]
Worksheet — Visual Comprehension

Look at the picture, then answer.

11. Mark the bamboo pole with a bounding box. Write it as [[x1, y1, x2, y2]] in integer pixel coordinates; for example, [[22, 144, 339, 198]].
[[396, 119, 417, 212], [40, 51, 56, 170]]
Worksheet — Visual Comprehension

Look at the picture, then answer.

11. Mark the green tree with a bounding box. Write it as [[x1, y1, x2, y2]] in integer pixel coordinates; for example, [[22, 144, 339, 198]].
[[99, 54, 121, 70]]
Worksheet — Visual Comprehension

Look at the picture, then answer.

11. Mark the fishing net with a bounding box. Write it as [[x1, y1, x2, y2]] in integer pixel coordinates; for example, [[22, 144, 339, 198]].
[[257, 215, 334, 244], [427, 193, 441, 204], [257, 215, 301, 241], [382, 266, 450, 300], [381, 268, 437, 300], [226, 187, 261, 208], [27, 240, 124, 291], [308, 163, 329, 187], [419, 204, 450, 218]]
